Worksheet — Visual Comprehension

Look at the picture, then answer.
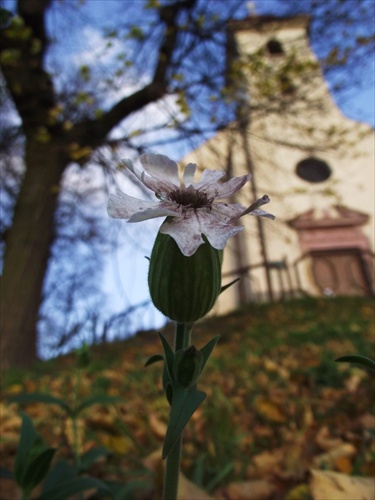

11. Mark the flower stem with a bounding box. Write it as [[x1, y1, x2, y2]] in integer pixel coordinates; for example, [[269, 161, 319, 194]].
[[175, 321, 192, 351], [162, 322, 192, 500]]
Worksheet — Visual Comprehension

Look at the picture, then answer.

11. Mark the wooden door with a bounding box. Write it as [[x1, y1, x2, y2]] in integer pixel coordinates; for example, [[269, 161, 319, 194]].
[[311, 249, 372, 296]]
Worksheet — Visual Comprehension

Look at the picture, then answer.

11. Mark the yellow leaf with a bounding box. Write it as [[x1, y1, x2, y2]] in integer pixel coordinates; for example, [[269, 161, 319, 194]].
[[6, 384, 23, 395], [254, 396, 286, 423], [218, 480, 276, 500], [310, 469, 375, 500], [99, 434, 133, 455]]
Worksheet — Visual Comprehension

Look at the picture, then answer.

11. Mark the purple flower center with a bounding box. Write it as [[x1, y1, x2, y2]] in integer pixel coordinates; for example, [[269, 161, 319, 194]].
[[169, 186, 212, 209]]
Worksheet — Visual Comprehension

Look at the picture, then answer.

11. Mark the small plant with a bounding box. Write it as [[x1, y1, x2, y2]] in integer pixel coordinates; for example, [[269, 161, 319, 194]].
[[3, 345, 127, 499], [0, 411, 111, 500]]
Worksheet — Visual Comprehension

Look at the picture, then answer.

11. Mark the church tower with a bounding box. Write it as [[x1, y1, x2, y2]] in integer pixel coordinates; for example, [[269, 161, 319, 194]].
[[184, 15, 374, 312]]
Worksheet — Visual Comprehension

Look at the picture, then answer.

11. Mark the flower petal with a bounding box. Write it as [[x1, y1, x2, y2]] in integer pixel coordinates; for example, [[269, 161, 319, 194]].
[[204, 174, 251, 199], [108, 190, 154, 218], [160, 213, 205, 256], [195, 211, 244, 250], [140, 173, 177, 196], [122, 158, 142, 182], [160, 209, 244, 256], [211, 202, 247, 221], [183, 163, 196, 186], [250, 209, 275, 220], [128, 206, 178, 222], [107, 189, 176, 222], [193, 169, 226, 188], [140, 153, 180, 186], [229, 194, 275, 221]]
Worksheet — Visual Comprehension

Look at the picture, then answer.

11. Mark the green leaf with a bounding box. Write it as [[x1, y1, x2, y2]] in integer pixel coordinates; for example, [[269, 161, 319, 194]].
[[162, 384, 206, 459], [79, 446, 111, 471], [38, 477, 112, 500], [75, 395, 122, 415], [41, 461, 77, 494], [14, 412, 38, 486], [22, 448, 56, 492], [102, 479, 153, 500], [205, 462, 233, 492], [158, 332, 175, 382], [220, 278, 240, 295], [9, 393, 71, 414], [335, 355, 375, 372], [200, 336, 220, 373], [144, 353, 164, 367]]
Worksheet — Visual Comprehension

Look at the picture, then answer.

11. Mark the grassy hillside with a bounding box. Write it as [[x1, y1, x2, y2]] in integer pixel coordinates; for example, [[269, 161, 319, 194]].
[[1, 297, 374, 499]]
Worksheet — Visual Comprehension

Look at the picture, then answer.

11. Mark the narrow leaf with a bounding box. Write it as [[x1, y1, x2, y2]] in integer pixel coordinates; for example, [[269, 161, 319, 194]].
[[14, 412, 38, 486], [200, 336, 220, 372], [75, 395, 122, 415], [163, 385, 206, 459], [220, 278, 240, 294], [145, 353, 164, 367], [158, 332, 175, 382], [9, 393, 71, 414], [335, 355, 375, 372], [38, 477, 112, 500]]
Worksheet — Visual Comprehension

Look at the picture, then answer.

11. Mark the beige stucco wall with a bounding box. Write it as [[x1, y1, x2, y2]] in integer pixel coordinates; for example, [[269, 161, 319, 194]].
[[182, 16, 374, 314]]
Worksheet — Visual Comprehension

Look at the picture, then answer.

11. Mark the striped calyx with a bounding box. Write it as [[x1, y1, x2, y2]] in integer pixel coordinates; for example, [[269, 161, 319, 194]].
[[148, 231, 222, 323]]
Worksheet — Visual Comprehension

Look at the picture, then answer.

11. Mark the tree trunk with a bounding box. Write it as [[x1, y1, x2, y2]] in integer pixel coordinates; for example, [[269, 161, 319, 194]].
[[0, 139, 66, 370]]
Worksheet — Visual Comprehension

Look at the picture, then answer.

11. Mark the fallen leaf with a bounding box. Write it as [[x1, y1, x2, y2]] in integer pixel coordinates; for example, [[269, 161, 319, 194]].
[[251, 449, 284, 476], [216, 479, 276, 500], [254, 396, 286, 423], [313, 443, 356, 469], [359, 413, 375, 430], [334, 456, 353, 474], [315, 426, 344, 451], [310, 469, 375, 500], [149, 413, 167, 440]]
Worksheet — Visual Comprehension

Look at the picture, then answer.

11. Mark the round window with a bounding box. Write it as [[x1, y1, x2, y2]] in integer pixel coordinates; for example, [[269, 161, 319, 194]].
[[266, 39, 284, 55], [296, 157, 332, 183]]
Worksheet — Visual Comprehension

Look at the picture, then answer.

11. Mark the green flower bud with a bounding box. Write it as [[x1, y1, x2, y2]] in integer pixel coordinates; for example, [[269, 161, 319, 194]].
[[174, 346, 203, 388], [148, 231, 223, 322]]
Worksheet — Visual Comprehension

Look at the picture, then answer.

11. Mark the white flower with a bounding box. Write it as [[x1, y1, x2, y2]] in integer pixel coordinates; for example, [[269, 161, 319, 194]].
[[108, 153, 274, 256]]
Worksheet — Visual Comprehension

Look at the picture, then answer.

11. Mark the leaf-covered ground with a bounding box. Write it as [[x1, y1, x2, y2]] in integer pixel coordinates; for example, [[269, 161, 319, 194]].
[[1, 297, 374, 499]]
